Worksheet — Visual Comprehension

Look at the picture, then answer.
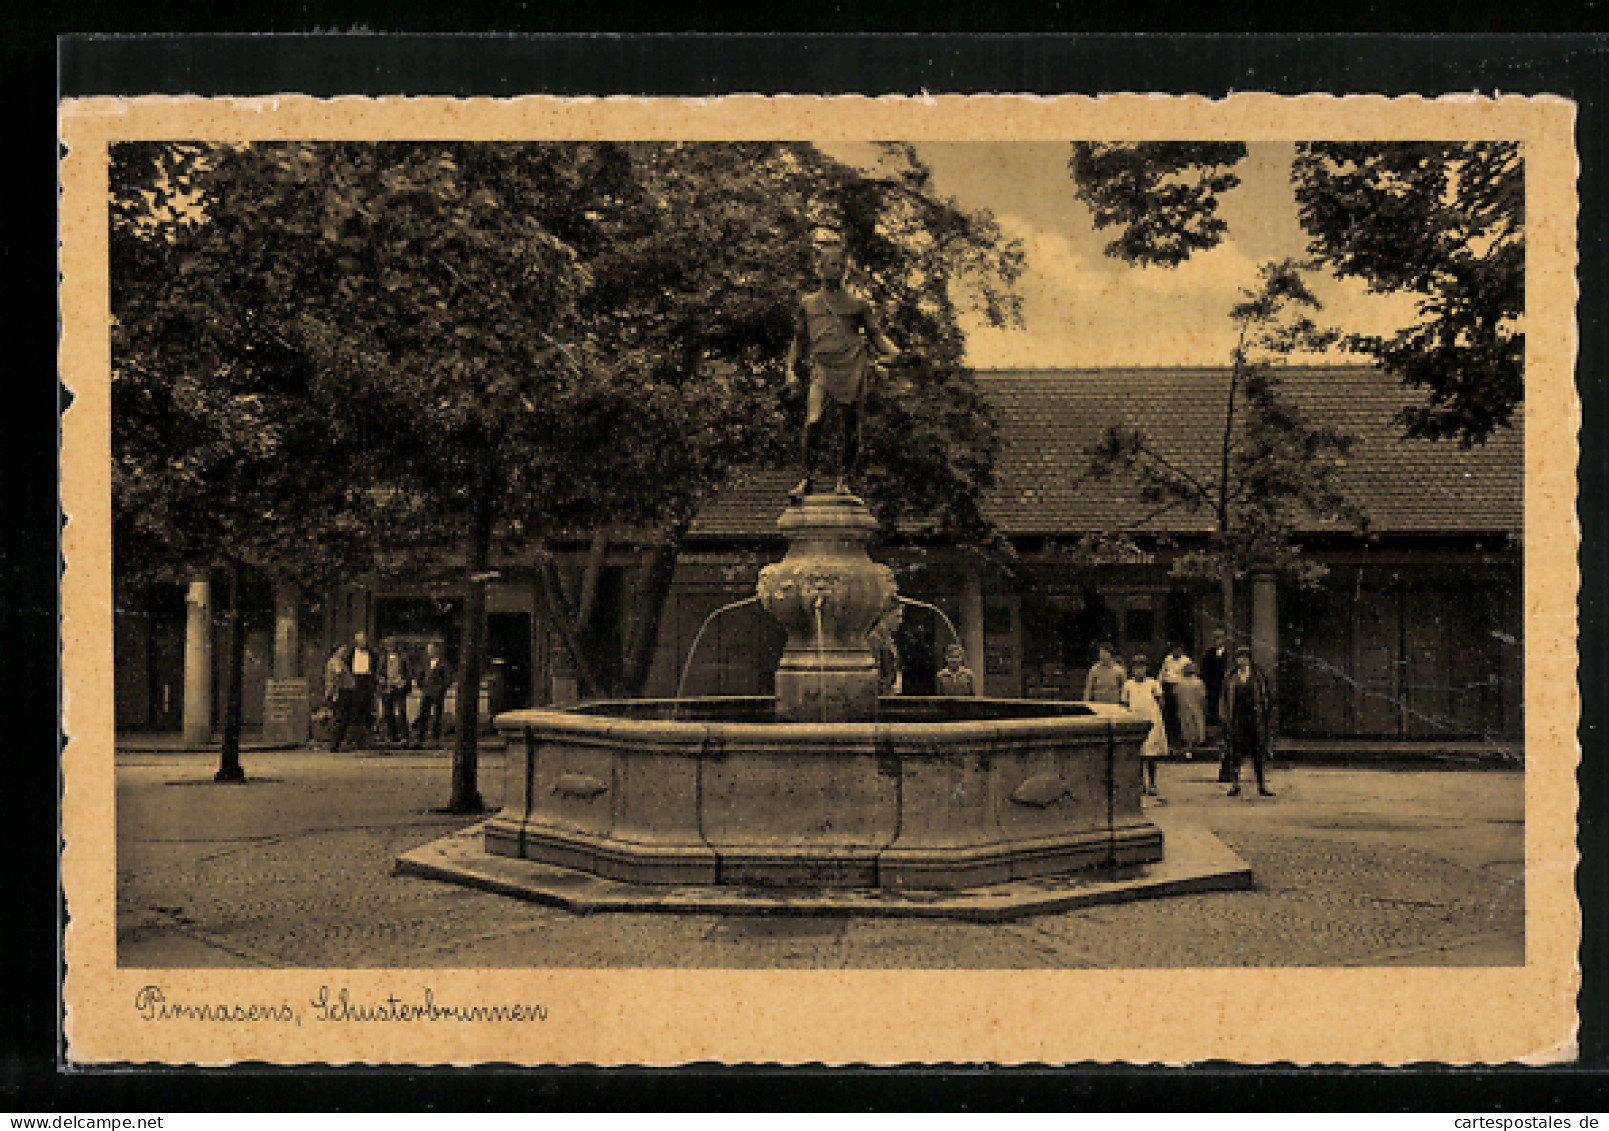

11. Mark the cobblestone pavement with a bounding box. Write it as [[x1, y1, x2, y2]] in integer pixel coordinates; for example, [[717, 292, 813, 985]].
[[114, 747, 1524, 968]]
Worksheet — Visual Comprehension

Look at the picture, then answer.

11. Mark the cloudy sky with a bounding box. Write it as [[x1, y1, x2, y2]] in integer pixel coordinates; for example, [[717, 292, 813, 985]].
[[824, 141, 1419, 369]]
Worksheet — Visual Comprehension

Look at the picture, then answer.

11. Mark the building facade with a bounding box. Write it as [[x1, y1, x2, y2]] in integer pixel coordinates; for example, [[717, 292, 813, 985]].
[[115, 367, 1523, 745]]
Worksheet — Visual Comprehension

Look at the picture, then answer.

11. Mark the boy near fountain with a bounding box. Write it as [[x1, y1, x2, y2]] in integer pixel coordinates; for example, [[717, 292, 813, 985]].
[[1121, 653, 1168, 796], [784, 234, 907, 501], [1082, 641, 1126, 703], [936, 642, 976, 696]]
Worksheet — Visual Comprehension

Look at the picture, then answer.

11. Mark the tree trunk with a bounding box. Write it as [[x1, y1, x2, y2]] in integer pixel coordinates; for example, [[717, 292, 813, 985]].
[[534, 555, 608, 697], [214, 560, 247, 783], [572, 530, 609, 632], [447, 479, 494, 814], [618, 533, 685, 697], [1217, 332, 1246, 647], [1220, 565, 1235, 647]]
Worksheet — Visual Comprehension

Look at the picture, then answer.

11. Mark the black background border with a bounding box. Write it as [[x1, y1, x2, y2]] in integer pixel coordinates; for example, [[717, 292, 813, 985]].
[[10, 27, 1607, 1111]]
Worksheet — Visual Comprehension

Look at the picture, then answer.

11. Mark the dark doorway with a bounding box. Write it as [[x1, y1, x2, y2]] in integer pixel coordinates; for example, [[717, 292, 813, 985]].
[[148, 603, 185, 731], [894, 604, 938, 696], [1165, 588, 1196, 652], [578, 566, 625, 693], [487, 612, 534, 710], [1021, 593, 1092, 700]]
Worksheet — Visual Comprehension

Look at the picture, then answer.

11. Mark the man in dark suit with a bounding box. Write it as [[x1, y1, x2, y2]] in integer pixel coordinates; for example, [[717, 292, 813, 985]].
[[345, 632, 379, 747], [1220, 646, 1275, 797], [413, 640, 453, 747], [1200, 629, 1230, 728]]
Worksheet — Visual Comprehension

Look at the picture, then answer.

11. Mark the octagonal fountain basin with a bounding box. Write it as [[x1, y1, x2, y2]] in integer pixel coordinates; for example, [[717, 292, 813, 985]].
[[484, 696, 1163, 892]]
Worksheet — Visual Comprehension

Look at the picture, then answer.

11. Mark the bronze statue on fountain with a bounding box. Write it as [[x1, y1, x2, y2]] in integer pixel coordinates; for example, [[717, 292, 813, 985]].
[[785, 233, 907, 503]]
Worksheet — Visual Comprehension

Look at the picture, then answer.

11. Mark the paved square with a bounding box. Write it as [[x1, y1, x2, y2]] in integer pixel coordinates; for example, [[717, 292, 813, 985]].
[[115, 748, 1524, 968]]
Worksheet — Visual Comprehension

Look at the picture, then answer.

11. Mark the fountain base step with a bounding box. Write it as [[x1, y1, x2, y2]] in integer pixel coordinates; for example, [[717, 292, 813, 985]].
[[479, 815, 1165, 890], [397, 810, 1251, 922]]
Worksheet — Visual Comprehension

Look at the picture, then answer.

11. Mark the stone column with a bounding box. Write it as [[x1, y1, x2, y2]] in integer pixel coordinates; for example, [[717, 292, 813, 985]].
[[1251, 571, 1279, 706], [529, 591, 550, 707], [960, 568, 986, 697], [264, 583, 310, 745], [181, 578, 213, 745], [272, 583, 301, 678]]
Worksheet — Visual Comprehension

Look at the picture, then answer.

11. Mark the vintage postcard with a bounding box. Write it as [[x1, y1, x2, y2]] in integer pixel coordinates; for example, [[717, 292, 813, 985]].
[[60, 93, 1579, 1065]]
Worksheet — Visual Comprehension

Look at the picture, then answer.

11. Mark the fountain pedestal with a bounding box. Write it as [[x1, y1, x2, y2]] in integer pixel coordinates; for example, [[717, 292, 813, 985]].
[[757, 493, 896, 723]]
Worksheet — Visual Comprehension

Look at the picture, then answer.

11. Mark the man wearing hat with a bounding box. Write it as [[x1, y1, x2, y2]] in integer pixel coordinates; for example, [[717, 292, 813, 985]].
[[1218, 645, 1275, 797], [1200, 628, 1231, 729]]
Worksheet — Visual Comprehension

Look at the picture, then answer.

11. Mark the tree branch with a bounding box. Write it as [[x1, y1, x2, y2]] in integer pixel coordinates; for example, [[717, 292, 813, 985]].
[[534, 553, 608, 697], [1128, 436, 1213, 503], [571, 529, 609, 633]]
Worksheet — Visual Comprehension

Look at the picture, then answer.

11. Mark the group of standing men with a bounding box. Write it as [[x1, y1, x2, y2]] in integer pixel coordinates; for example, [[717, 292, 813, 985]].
[[322, 633, 455, 752], [1082, 630, 1274, 798]]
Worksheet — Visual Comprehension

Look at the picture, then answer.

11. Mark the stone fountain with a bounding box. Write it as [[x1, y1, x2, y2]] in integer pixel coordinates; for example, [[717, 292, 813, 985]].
[[398, 493, 1251, 919]]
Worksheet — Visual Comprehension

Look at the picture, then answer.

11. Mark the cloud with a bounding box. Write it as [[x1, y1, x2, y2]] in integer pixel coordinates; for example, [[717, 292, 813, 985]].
[[967, 206, 1420, 368], [967, 213, 1269, 366], [821, 140, 1423, 368]]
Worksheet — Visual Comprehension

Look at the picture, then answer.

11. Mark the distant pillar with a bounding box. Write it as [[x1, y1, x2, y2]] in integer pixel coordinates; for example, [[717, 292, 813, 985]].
[[265, 583, 310, 745], [960, 568, 986, 697], [1251, 571, 1279, 708], [272, 583, 301, 679], [529, 584, 550, 707], [181, 578, 213, 745]]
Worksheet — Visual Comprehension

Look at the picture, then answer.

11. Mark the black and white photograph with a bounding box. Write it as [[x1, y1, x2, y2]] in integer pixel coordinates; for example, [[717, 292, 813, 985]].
[[60, 93, 1579, 1065]]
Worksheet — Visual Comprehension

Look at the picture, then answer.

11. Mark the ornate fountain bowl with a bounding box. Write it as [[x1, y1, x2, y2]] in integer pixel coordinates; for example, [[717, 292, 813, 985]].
[[482, 696, 1162, 891], [758, 493, 897, 723]]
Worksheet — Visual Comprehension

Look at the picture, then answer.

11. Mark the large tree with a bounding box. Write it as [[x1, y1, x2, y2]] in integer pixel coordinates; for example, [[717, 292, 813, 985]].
[[528, 141, 1023, 698], [1071, 140, 1523, 446], [111, 142, 383, 782], [113, 140, 1024, 809], [1085, 260, 1365, 634]]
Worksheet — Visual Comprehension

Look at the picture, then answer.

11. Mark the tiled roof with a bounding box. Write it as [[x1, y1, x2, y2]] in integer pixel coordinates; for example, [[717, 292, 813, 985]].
[[690, 367, 1523, 540]]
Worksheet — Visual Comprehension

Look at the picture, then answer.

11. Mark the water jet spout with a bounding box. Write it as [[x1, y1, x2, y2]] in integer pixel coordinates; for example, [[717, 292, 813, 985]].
[[897, 597, 964, 655], [673, 595, 761, 717], [813, 595, 827, 724]]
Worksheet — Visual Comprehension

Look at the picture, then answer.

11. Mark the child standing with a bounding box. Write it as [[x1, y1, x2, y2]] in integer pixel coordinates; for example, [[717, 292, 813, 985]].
[[1220, 645, 1275, 797], [1175, 661, 1209, 754], [1121, 653, 1168, 796], [867, 600, 905, 696], [1082, 641, 1127, 704], [413, 640, 453, 747], [935, 642, 976, 696]]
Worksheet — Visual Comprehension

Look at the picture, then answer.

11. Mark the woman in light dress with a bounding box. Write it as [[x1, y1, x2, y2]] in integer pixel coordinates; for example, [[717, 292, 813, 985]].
[[1121, 653, 1168, 796], [1174, 661, 1209, 753]]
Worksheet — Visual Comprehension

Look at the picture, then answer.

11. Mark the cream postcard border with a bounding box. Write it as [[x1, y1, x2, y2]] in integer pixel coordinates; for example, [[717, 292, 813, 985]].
[[59, 93, 1580, 1065]]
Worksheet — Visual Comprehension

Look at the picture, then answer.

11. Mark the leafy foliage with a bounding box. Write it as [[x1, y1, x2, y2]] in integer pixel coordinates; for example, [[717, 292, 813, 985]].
[[1293, 142, 1522, 445], [1069, 140, 1523, 445], [1069, 142, 1249, 268], [1087, 260, 1365, 622], [111, 142, 382, 593], [111, 140, 1025, 752]]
